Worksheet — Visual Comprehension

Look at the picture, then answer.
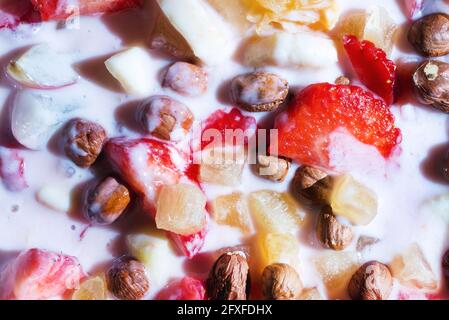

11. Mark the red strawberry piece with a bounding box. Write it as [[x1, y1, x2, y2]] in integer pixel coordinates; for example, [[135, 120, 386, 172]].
[[200, 107, 256, 150], [0, 147, 28, 192], [343, 35, 397, 105], [169, 225, 207, 259], [0, 0, 40, 29], [270, 83, 401, 169], [156, 277, 206, 300], [31, 0, 143, 21], [104, 137, 183, 215], [0, 249, 84, 300]]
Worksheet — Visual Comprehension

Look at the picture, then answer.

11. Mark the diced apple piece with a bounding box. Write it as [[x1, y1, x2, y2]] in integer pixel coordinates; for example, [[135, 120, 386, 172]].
[[199, 146, 246, 186], [258, 233, 300, 272], [243, 32, 338, 68], [335, 6, 397, 54], [298, 287, 323, 300], [36, 184, 72, 212], [314, 251, 359, 296], [211, 192, 254, 234], [249, 190, 303, 234], [329, 175, 378, 225], [11, 90, 78, 150], [391, 243, 437, 291], [7, 44, 78, 89], [105, 47, 154, 97], [151, 0, 230, 65], [72, 276, 107, 300], [156, 183, 207, 235]]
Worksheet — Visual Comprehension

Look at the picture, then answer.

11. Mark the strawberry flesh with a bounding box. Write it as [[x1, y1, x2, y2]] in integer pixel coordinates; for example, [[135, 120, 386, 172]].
[[0, 0, 40, 28], [156, 277, 206, 300]]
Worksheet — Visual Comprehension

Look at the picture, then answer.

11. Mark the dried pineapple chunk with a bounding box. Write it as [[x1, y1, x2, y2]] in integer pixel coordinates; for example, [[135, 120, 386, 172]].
[[72, 276, 107, 300], [249, 190, 304, 234], [260, 233, 300, 269], [211, 192, 254, 234], [329, 175, 378, 226], [156, 183, 207, 235], [391, 243, 437, 291]]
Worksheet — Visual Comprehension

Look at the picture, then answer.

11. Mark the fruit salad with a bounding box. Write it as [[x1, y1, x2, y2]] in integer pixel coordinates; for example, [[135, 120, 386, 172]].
[[0, 0, 449, 301]]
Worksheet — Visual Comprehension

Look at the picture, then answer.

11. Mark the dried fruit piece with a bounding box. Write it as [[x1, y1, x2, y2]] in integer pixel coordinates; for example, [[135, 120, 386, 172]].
[[211, 192, 254, 234], [329, 175, 378, 225], [84, 177, 130, 225], [163, 62, 208, 97], [0, 0, 40, 29], [257, 233, 300, 275], [408, 13, 449, 57], [156, 183, 206, 235], [230, 72, 289, 112], [0, 147, 28, 192], [262, 263, 303, 300], [413, 60, 449, 113], [107, 256, 149, 300], [168, 226, 207, 259], [206, 251, 250, 300], [36, 184, 72, 212], [391, 243, 437, 291], [348, 261, 393, 300], [271, 83, 401, 169], [292, 166, 332, 204], [63, 118, 107, 168], [72, 276, 107, 300], [254, 155, 290, 182], [249, 190, 303, 234], [403, 0, 423, 20], [317, 206, 353, 251], [138, 96, 194, 142], [156, 277, 206, 300], [343, 35, 397, 105]]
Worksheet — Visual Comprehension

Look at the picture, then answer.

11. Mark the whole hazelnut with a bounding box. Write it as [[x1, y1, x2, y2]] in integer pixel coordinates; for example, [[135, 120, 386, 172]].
[[63, 118, 107, 168], [348, 261, 393, 300], [443, 249, 449, 289], [137, 95, 194, 142], [254, 155, 291, 182], [107, 256, 149, 300], [408, 13, 449, 57], [413, 60, 449, 113], [317, 206, 353, 251], [163, 62, 208, 97], [262, 263, 303, 300], [84, 177, 130, 225], [231, 71, 289, 112], [292, 166, 333, 204]]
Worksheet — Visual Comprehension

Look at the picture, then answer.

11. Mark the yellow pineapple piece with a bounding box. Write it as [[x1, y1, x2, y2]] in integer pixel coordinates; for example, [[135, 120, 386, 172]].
[[260, 233, 300, 269], [391, 243, 437, 291], [329, 175, 378, 226], [156, 183, 206, 235], [207, 0, 252, 32], [211, 192, 254, 234], [72, 276, 107, 300], [249, 190, 304, 234]]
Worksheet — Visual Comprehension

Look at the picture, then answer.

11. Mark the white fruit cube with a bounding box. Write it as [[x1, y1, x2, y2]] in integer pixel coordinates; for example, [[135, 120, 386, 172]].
[[36, 184, 72, 212], [211, 192, 254, 234]]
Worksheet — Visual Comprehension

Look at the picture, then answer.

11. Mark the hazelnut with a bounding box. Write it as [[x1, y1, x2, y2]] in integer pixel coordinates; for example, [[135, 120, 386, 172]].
[[163, 62, 208, 97], [206, 251, 250, 300], [413, 60, 449, 113], [316, 206, 353, 251], [107, 256, 149, 300], [348, 261, 393, 300], [63, 118, 107, 168], [84, 177, 130, 225], [254, 155, 291, 182], [443, 249, 449, 289], [335, 76, 351, 85], [231, 71, 289, 112], [292, 166, 333, 204], [408, 13, 449, 57], [137, 95, 194, 141], [262, 263, 303, 300]]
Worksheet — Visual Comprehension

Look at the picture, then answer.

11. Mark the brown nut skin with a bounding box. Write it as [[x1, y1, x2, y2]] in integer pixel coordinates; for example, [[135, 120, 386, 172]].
[[317, 206, 353, 251], [413, 60, 449, 113], [262, 263, 303, 300], [206, 251, 250, 300], [107, 256, 149, 300], [163, 62, 208, 97], [254, 155, 291, 182], [292, 166, 333, 205], [84, 177, 130, 225], [348, 261, 393, 300], [443, 249, 449, 289], [231, 72, 289, 112], [408, 13, 449, 57], [137, 95, 194, 141], [63, 118, 107, 168]]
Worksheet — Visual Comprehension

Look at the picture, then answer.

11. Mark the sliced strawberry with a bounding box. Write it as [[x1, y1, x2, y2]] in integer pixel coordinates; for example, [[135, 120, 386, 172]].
[[343, 35, 397, 105], [31, 0, 143, 21], [0, 249, 84, 300], [0, 0, 40, 28], [0, 147, 28, 192], [271, 83, 401, 169], [156, 277, 206, 300], [104, 137, 183, 215], [200, 108, 257, 150], [169, 225, 207, 259]]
